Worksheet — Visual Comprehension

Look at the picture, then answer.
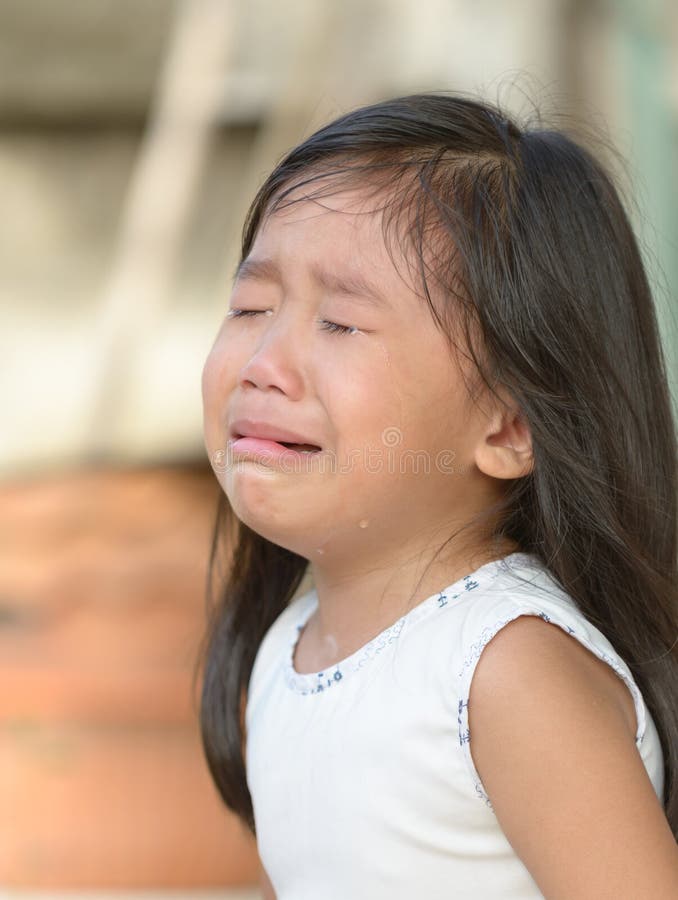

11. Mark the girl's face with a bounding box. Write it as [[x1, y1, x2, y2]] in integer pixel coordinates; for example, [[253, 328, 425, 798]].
[[202, 183, 502, 568]]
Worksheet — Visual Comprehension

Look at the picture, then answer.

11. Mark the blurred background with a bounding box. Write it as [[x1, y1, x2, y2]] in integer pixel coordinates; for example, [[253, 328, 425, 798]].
[[0, 0, 676, 896]]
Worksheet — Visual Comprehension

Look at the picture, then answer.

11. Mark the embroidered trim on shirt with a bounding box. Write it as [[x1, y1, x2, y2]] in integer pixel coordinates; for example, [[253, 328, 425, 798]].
[[284, 615, 408, 696], [282, 553, 536, 696]]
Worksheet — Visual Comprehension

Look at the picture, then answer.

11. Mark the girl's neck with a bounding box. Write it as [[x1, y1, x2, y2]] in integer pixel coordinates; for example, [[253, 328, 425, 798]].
[[303, 535, 519, 671]]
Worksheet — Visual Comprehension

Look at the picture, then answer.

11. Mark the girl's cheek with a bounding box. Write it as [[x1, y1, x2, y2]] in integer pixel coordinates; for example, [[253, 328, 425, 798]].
[[205, 327, 244, 381], [200, 348, 220, 409], [201, 340, 235, 418]]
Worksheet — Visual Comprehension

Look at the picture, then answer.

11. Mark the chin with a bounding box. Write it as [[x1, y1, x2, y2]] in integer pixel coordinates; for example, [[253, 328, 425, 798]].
[[225, 485, 308, 548], [237, 518, 314, 559]]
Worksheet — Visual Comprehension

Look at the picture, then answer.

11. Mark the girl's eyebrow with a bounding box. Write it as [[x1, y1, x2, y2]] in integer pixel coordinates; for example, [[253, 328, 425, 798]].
[[233, 255, 392, 310]]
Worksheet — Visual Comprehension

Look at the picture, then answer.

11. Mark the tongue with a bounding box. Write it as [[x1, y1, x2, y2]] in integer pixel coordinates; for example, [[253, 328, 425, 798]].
[[280, 442, 320, 452]]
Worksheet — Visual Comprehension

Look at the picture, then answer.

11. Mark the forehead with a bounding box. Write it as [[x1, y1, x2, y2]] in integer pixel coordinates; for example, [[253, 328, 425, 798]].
[[257, 184, 391, 260], [248, 178, 430, 301]]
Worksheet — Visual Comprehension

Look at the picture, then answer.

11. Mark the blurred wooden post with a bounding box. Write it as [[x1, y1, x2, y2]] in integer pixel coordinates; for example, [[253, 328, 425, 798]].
[[211, 0, 340, 317], [85, 0, 235, 459]]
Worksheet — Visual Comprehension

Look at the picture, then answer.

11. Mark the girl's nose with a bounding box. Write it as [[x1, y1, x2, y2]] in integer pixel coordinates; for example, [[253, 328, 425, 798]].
[[237, 313, 305, 397]]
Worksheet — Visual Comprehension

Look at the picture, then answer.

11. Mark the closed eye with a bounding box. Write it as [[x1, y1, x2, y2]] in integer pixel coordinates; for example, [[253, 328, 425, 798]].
[[226, 308, 361, 336], [318, 319, 359, 336]]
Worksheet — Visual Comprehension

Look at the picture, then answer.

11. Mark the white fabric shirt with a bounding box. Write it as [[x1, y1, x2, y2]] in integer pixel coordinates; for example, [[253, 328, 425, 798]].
[[245, 551, 665, 899]]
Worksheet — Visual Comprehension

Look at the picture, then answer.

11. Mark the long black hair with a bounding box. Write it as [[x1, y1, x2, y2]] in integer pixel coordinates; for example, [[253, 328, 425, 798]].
[[194, 91, 678, 839]]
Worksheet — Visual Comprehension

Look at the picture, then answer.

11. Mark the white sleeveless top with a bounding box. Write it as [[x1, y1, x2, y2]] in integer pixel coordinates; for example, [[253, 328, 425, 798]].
[[245, 551, 665, 899]]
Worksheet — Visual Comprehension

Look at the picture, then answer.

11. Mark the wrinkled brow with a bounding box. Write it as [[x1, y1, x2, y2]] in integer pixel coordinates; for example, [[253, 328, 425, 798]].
[[233, 256, 392, 310]]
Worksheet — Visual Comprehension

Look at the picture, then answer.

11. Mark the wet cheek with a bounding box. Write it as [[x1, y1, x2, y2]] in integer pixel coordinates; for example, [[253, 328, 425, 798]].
[[201, 344, 237, 441], [203, 334, 240, 392], [201, 350, 222, 410], [200, 355, 212, 404]]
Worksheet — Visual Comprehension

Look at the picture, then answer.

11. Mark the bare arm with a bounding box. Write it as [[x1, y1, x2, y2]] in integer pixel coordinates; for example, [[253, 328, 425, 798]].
[[468, 615, 678, 899]]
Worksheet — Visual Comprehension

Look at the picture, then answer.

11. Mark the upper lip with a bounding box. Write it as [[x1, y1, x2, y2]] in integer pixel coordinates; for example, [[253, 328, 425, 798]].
[[229, 417, 322, 448]]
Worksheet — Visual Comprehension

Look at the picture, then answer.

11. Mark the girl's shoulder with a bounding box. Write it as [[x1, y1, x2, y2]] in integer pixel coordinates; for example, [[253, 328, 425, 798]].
[[455, 554, 636, 696], [455, 553, 643, 737], [451, 552, 665, 806]]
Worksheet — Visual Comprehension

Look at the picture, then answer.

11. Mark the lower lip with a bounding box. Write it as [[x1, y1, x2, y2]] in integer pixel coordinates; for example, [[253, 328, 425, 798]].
[[229, 437, 322, 463]]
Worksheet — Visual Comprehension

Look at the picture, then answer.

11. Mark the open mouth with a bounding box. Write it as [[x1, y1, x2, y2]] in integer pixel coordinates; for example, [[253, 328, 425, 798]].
[[233, 434, 322, 454], [276, 441, 322, 453]]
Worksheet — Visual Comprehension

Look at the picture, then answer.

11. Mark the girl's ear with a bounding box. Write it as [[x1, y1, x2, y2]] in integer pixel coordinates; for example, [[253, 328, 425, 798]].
[[473, 400, 534, 481]]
